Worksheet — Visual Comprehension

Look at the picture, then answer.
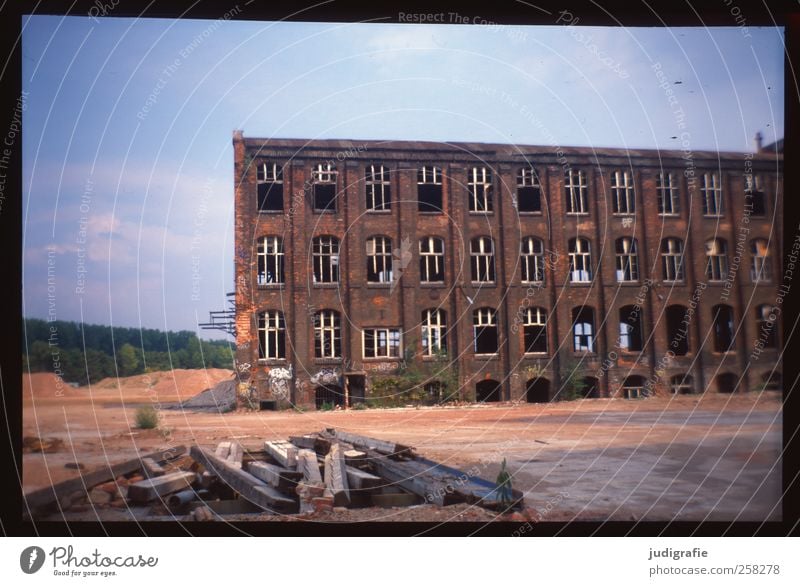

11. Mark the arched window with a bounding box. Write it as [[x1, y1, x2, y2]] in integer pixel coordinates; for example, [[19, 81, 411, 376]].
[[619, 305, 644, 352], [705, 239, 728, 282], [666, 305, 689, 356], [712, 304, 736, 353], [568, 238, 592, 282], [257, 236, 284, 284], [622, 375, 647, 399], [520, 237, 545, 283], [471, 237, 495, 282], [661, 238, 685, 282], [572, 306, 595, 352], [750, 239, 772, 282], [422, 309, 447, 355], [366, 236, 393, 283], [615, 237, 639, 282], [755, 304, 778, 349], [312, 236, 340, 283], [314, 310, 342, 358], [419, 237, 445, 283], [257, 310, 286, 359]]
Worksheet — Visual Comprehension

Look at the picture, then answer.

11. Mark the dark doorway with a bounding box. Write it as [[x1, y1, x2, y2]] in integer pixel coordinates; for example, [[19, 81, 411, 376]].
[[716, 373, 739, 394], [526, 378, 550, 403], [476, 379, 502, 402], [347, 375, 366, 406], [581, 376, 600, 398], [315, 385, 345, 409]]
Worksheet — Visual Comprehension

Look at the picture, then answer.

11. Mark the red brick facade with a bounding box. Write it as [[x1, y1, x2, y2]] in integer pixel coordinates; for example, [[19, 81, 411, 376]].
[[233, 132, 783, 409]]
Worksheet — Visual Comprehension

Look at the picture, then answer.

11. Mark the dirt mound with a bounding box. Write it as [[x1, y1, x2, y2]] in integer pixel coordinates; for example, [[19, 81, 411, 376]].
[[177, 378, 238, 412], [23, 373, 80, 400], [92, 369, 234, 400]]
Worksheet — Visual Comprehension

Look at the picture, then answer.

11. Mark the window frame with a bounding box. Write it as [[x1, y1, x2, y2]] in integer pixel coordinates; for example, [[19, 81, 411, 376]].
[[314, 309, 342, 359], [568, 237, 592, 283], [366, 235, 393, 284], [257, 310, 286, 360], [611, 170, 636, 215], [520, 237, 545, 284], [468, 166, 494, 213], [419, 236, 445, 283], [312, 162, 338, 213], [701, 172, 723, 217], [362, 327, 402, 359], [565, 169, 588, 215], [473, 307, 499, 355], [470, 236, 496, 283], [516, 166, 542, 213], [417, 166, 443, 213], [657, 171, 680, 216], [615, 237, 640, 282], [661, 238, 685, 282], [572, 307, 595, 353], [705, 238, 728, 282], [750, 239, 772, 283], [312, 235, 340, 284], [523, 306, 548, 354], [256, 235, 285, 286], [256, 161, 284, 213], [421, 308, 448, 356], [365, 164, 391, 212]]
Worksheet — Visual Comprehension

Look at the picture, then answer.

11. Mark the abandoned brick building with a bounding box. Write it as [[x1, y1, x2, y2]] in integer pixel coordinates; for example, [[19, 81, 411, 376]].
[[231, 130, 783, 409]]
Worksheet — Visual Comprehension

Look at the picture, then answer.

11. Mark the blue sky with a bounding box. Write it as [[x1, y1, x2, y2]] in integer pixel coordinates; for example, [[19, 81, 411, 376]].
[[22, 16, 784, 339]]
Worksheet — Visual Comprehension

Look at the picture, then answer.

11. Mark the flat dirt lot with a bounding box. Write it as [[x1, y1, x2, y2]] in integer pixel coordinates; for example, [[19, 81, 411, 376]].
[[22, 371, 782, 523]]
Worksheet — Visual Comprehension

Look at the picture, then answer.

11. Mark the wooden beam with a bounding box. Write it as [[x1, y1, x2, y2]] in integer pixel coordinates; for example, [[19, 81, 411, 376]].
[[323, 443, 350, 507], [289, 435, 331, 454], [128, 471, 197, 503], [324, 429, 414, 459], [141, 458, 166, 478], [247, 462, 303, 493], [215, 442, 232, 460], [190, 446, 296, 514], [345, 466, 382, 491], [296, 449, 323, 485], [265, 440, 298, 468], [23, 446, 187, 518], [227, 442, 244, 469]]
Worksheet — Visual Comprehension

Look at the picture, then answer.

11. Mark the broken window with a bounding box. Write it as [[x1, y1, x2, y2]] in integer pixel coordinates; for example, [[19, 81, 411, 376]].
[[615, 237, 639, 282], [468, 166, 493, 212], [619, 305, 644, 352], [661, 238, 685, 282], [520, 237, 545, 284], [712, 304, 736, 353], [257, 310, 286, 360], [425, 381, 443, 403], [701, 172, 723, 216], [705, 238, 728, 282], [419, 236, 445, 283], [422, 308, 447, 355], [257, 162, 284, 212], [745, 175, 767, 216], [470, 236, 495, 282], [666, 304, 689, 356], [516, 166, 541, 212], [473, 308, 499, 355], [312, 235, 340, 284], [611, 170, 635, 214], [572, 306, 595, 353], [257, 236, 284, 285], [366, 235, 393, 283], [568, 237, 592, 283], [756, 304, 777, 349], [750, 239, 772, 282], [565, 169, 588, 214], [418, 166, 443, 212], [365, 164, 391, 211], [523, 307, 548, 354], [312, 163, 338, 212], [657, 171, 679, 215], [716, 372, 739, 394], [363, 328, 401, 359], [670, 374, 694, 395], [621, 375, 646, 399], [314, 309, 342, 359]]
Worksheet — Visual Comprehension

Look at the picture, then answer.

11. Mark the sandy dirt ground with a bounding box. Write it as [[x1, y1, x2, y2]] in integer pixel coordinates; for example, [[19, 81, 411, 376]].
[[21, 371, 782, 523]]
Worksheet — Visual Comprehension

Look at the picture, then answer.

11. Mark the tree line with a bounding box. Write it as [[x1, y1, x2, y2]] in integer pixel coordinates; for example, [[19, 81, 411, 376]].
[[23, 318, 234, 385]]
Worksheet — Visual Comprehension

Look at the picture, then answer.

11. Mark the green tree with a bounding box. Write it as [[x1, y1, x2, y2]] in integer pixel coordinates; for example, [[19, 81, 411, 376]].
[[117, 343, 140, 377]]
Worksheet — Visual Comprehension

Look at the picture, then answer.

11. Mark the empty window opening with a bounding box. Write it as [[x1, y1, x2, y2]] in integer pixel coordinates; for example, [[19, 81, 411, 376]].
[[705, 238, 728, 282], [619, 305, 644, 352], [476, 379, 501, 402], [257, 162, 284, 212], [716, 373, 739, 394], [712, 304, 736, 353], [471, 237, 496, 282], [701, 173, 723, 216], [312, 236, 340, 283], [661, 238, 685, 282], [366, 236, 393, 283], [670, 374, 694, 395], [366, 164, 391, 211], [313, 163, 338, 212], [315, 385, 344, 409], [565, 169, 588, 214], [424, 381, 444, 404], [756, 304, 778, 349], [419, 237, 445, 283], [468, 166, 493, 212], [521, 237, 545, 283], [615, 237, 639, 282], [611, 170, 635, 214], [418, 166, 443, 212], [473, 308, 499, 355], [666, 304, 690, 356], [257, 310, 286, 360], [526, 378, 550, 403], [581, 376, 600, 398], [622, 375, 647, 399], [569, 237, 592, 283], [657, 171, 679, 215], [363, 328, 401, 359], [572, 306, 595, 353], [314, 310, 342, 359], [422, 309, 447, 355], [516, 167, 542, 212], [523, 307, 548, 354], [750, 239, 772, 282], [257, 236, 284, 285]]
